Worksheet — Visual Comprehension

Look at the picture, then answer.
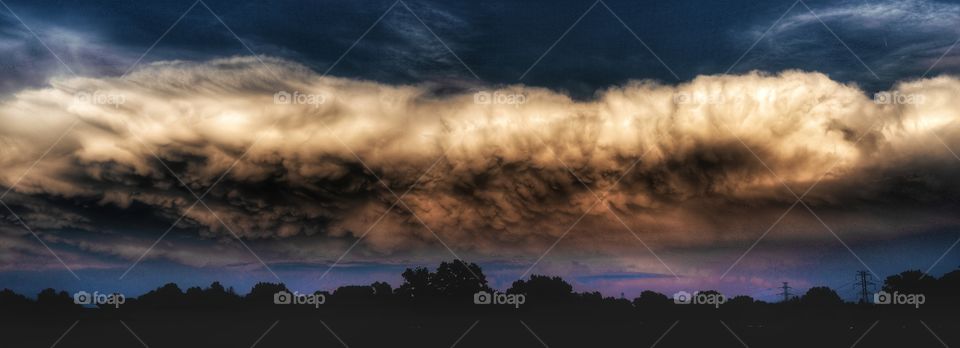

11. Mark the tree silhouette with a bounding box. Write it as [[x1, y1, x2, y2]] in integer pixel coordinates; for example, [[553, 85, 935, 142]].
[[204, 281, 242, 307], [178, 282, 241, 308], [632, 290, 671, 308], [184, 286, 204, 307], [396, 267, 435, 301], [7, 262, 960, 348], [245, 282, 288, 306], [727, 295, 759, 306], [396, 260, 489, 304], [136, 283, 184, 308], [333, 285, 375, 304], [508, 275, 574, 305], [36, 288, 76, 310], [332, 282, 394, 305], [577, 291, 605, 306], [937, 269, 960, 304], [371, 281, 392, 300], [432, 260, 489, 297], [883, 270, 936, 294], [7, 263, 960, 314], [0, 288, 32, 310], [800, 286, 843, 306]]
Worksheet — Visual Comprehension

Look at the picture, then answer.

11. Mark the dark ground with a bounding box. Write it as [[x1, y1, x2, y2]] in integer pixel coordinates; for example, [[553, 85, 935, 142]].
[[5, 265, 957, 347], [3, 307, 955, 348]]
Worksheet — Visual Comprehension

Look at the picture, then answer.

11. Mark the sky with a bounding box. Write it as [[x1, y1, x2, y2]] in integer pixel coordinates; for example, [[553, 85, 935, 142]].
[[1, 0, 959, 302]]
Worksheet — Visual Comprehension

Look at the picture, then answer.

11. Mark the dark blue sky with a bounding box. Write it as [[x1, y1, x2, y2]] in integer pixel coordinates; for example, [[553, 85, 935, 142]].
[[2, 0, 958, 96]]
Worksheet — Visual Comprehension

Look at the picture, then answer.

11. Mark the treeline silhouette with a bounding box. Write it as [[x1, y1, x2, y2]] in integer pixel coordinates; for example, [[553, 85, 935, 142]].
[[3, 260, 959, 312]]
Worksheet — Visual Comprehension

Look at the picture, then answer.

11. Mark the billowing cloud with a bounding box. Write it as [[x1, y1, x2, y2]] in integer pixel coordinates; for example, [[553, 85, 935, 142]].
[[1, 57, 959, 266]]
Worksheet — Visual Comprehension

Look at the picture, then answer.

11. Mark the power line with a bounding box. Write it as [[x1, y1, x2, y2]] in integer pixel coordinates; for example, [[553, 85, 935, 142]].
[[855, 271, 875, 304], [777, 282, 793, 302]]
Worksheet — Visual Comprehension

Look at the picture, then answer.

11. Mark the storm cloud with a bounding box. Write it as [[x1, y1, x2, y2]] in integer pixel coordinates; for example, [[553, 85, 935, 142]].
[[1, 57, 959, 265]]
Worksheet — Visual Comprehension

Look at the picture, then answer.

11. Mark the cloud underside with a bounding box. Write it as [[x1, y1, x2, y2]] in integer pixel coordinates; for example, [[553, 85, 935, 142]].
[[1, 57, 959, 266]]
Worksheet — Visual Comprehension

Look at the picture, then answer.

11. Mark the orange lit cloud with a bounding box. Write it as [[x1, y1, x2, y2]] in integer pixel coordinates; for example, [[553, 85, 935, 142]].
[[1, 57, 959, 261]]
